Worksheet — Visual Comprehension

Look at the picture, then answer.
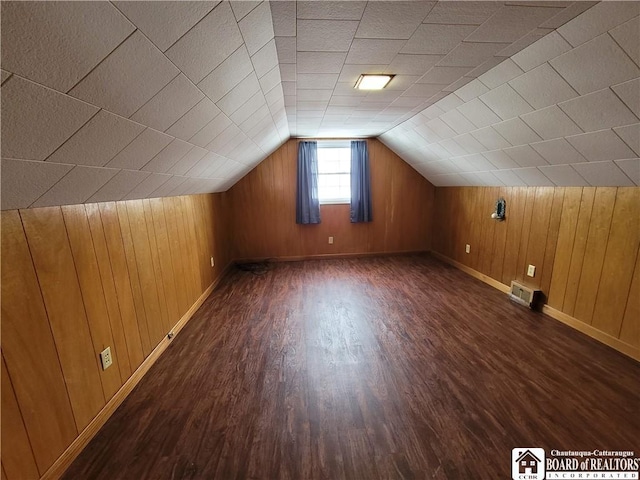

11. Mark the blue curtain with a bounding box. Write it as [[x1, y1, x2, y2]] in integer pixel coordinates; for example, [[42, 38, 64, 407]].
[[350, 140, 372, 223], [296, 141, 321, 224]]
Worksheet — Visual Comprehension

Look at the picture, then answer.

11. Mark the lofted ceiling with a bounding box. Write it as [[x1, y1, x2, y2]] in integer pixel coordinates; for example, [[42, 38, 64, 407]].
[[1, 1, 638, 210]]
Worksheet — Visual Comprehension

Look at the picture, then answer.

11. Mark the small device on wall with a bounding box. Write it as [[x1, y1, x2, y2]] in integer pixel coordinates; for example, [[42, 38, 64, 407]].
[[491, 197, 506, 221]]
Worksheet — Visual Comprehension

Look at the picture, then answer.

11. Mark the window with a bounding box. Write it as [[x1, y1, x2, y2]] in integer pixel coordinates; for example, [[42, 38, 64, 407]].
[[317, 144, 351, 204]]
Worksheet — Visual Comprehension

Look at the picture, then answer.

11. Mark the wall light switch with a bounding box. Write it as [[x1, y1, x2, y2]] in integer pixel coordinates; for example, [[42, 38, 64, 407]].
[[465, 244, 470, 254], [527, 265, 536, 277], [328, 236, 334, 244]]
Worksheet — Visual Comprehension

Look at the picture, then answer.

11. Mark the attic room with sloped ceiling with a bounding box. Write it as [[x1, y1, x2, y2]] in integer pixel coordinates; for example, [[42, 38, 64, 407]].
[[1, 1, 638, 479]]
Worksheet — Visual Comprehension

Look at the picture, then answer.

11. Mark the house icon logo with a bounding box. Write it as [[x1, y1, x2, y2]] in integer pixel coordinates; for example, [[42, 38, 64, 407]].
[[512, 448, 545, 480]]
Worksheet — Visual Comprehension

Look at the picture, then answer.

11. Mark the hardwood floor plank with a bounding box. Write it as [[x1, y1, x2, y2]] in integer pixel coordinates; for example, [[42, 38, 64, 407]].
[[63, 256, 640, 480]]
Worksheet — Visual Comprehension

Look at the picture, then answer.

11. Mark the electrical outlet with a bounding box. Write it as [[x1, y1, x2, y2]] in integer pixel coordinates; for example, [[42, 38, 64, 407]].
[[100, 347, 113, 370], [527, 265, 536, 277], [210, 256, 215, 267], [328, 236, 334, 244], [465, 244, 470, 254]]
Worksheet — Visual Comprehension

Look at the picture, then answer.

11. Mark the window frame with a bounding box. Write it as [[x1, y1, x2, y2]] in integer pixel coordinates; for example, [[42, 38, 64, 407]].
[[317, 141, 351, 205]]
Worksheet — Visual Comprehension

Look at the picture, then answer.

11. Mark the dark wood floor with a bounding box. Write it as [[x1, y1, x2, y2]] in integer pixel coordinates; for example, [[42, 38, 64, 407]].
[[63, 255, 639, 480]]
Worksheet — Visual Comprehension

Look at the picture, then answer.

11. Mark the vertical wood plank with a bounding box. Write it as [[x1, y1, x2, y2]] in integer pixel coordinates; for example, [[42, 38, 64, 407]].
[[20, 207, 105, 431], [573, 187, 617, 324], [1, 211, 77, 473], [515, 188, 536, 284], [85, 203, 134, 380], [563, 187, 596, 316], [540, 188, 565, 298], [523, 187, 554, 289], [162, 197, 191, 315], [100, 202, 146, 367], [489, 187, 509, 282], [61, 204, 123, 401], [501, 187, 526, 285], [591, 188, 640, 337], [2, 355, 41, 479], [619, 247, 640, 348]]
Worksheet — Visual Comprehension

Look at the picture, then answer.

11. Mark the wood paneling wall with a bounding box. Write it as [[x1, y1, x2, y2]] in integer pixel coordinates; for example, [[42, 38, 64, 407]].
[[227, 139, 435, 260], [433, 186, 639, 354], [1, 194, 231, 480]]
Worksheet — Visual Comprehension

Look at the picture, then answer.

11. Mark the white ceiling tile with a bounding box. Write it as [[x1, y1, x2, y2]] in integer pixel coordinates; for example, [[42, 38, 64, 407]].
[[440, 109, 477, 135], [414, 123, 441, 143], [297, 90, 333, 102], [186, 152, 224, 177], [520, 104, 583, 139], [456, 133, 488, 154], [260, 67, 282, 94], [297, 52, 346, 74], [423, 2, 502, 25], [492, 117, 542, 146], [32, 165, 119, 207], [477, 58, 524, 89], [440, 139, 467, 157], [530, 138, 588, 165], [122, 173, 173, 200], [390, 97, 427, 108], [558, 88, 638, 132], [465, 57, 507, 80], [270, 1, 296, 36], [279, 64, 296, 82], [230, 92, 267, 125], [297, 20, 358, 52], [87, 169, 151, 203], [438, 42, 509, 68], [165, 3, 243, 83], [130, 74, 203, 132], [275, 36, 296, 63], [566, 129, 636, 162], [609, 15, 639, 67], [401, 24, 476, 55], [230, 1, 261, 21], [428, 173, 470, 187], [2, 76, 99, 161], [167, 146, 209, 175], [471, 127, 512, 150], [512, 166, 554, 186], [572, 160, 635, 186], [479, 83, 533, 120], [539, 2, 597, 29], [141, 138, 193, 173], [47, 110, 145, 167], [435, 93, 464, 112], [402, 83, 444, 99], [1, 70, 10, 85], [251, 39, 279, 79], [614, 158, 640, 185], [113, 1, 216, 52], [465, 5, 560, 43], [419, 66, 472, 85], [216, 73, 261, 115], [386, 55, 442, 75], [297, 2, 366, 20], [198, 46, 253, 102], [557, 1, 639, 47], [493, 29, 551, 58], [427, 118, 457, 141], [455, 153, 495, 172], [457, 98, 502, 129], [473, 171, 505, 186], [509, 63, 577, 109], [550, 34, 639, 95], [454, 79, 489, 102], [166, 98, 221, 141], [239, 2, 274, 56], [189, 114, 233, 147], [443, 76, 474, 93], [492, 169, 527, 186], [483, 150, 519, 169], [611, 78, 640, 118], [206, 124, 242, 152], [345, 39, 406, 65], [355, 2, 435, 40], [511, 31, 572, 72], [297, 73, 338, 90], [106, 128, 173, 170], [282, 81, 297, 96], [1, 159, 73, 210], [614, 124, 640, 156], [538, 164, 589, 186], [69, 31, 179, 117], [1, 2, 135, 92], [503, 144, 548, 167]]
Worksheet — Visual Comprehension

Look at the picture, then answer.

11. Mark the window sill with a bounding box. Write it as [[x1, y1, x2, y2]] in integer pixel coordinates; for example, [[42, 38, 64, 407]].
[[320, 199, 350, 205]]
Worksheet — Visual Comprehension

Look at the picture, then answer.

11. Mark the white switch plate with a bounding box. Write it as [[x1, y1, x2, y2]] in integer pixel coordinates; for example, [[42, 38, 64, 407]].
[[100, 346, 113, 370], [328, 236, 334, 244], [527, 264, 536, 277], [210, 256, 215, 267], [465, 244, 470, 254]]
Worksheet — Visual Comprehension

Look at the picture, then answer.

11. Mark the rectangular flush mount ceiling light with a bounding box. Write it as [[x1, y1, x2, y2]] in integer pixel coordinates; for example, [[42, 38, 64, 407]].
[[354, 74, 393, 90]]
